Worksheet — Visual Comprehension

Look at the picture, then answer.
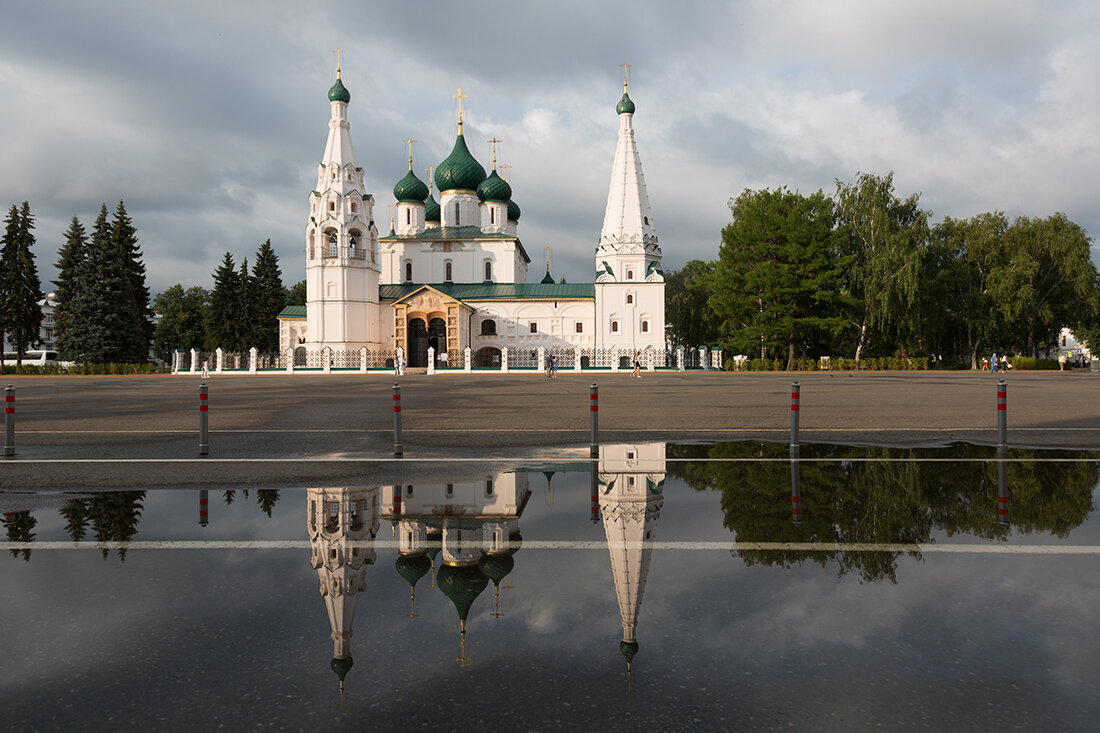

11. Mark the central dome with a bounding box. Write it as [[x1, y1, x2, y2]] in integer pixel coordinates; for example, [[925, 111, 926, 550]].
[[434, 134, 487, 193]]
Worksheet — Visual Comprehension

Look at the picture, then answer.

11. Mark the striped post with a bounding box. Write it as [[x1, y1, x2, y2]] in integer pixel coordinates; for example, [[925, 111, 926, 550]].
[[4, 385, 14, 458], [790, 446, 801, 525], [198, 382, 209, 456], [996, 380, 1007, 449], [393, 383, 403, 456], [393, 484, 402, 519], [790, 382, 800, 449], [590, 462, 600, 524], [199, 489, 209, 527], [589, 384, 599, 458]]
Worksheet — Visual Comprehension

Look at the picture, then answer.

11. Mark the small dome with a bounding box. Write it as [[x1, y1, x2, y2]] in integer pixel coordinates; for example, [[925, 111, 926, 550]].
[[393, 170, 429, 203], [435, 134, 487, 193], [436, 563, 489, 621], [328, 78, 351, 104], [396, 553, 432, 586], [478, 554, 514, 586], [477, 170, 512, 203], [424, 193, 441, 222], [619, 640, 638, 663], [616, 92, 635, 115], [331, 656, 353, 681], [507, 198, 521, 222], [540, 271, 555, 284]]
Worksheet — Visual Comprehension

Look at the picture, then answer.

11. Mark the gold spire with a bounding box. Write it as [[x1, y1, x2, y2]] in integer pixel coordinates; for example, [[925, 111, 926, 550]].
[[486, 138, 501, 171], [452, 87, 468, 134], [620, 62, 631, 92], [544, 246, 552, 274], [334, 48, 344, 79], [425, 166, 435, 195], [500, 163, 512, 182], [388, 204, 395, 231], [456, 620, 470, 668], [408, 587, 419, 618], [403, 138, 417, 171]]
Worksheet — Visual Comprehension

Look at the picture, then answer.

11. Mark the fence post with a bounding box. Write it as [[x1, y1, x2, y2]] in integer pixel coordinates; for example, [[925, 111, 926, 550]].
[[464, 347, 471, 373], [4, 385, 14, 458], [249, 347, 258, 374], [501, 347, 509, 373], [392, 383, 403, 456], [323, 347, 332, 374], [589, 383, 599, 457], [997, 380, 1007, 449], [677, 347, 684, 372], [427, 347, 435, 375], [575, 349, 582, 372], [199, 382, 209, 456], [190, 348, 199, 374], [286, 348, 295, 373], [790, 382, 800, 449], [359, 347, 368, 374]]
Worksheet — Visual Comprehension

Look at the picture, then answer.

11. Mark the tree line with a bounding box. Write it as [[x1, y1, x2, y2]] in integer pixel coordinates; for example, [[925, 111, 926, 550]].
[[666, 172, 1100, 369]]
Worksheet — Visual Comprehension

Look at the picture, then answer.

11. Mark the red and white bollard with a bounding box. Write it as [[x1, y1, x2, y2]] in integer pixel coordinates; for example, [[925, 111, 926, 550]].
[[790, 382, 800, 449], [199, 489, 209, 527], [590, 463, 600, 524], [393, 384, 403, 456], [996, 380, 1007, 449], [198, 382, 209, 456], [589, 384, 599, 458], [4, 385, 14, 458]]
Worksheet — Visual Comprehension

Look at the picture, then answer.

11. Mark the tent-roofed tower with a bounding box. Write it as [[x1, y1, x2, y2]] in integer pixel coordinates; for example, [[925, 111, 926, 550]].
[[303, 61, 384, 352], [594, 67, 665, 354]]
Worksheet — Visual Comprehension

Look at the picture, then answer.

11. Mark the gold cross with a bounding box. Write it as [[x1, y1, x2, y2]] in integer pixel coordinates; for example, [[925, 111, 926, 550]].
[[425, 166, 435, 194], [544, 246, 552, 273], [403, 138, 417, 169], [500, 163, 512, 181], [334, 48, 344, 78], [620, 62, 631, 91], [452, 87, 468, 128], [486, 138, 500, 168]]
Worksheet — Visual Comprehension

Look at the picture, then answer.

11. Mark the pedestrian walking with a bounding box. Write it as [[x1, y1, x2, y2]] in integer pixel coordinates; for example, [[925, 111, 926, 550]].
[[201, 359, 209, 378], [632, 351, 641, 378], [1059, 353, 1067, 371], [991, 353, 999, 373]]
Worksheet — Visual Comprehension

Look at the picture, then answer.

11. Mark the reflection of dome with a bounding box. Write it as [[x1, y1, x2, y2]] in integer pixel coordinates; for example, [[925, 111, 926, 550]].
[[435, 134, 487, 193], [328, 78, 351, 104], [478, 553, 514, 586], [331, 656, 353, 682], [437, 563, 489, 622], [619, 640, 638, 663], [507, 530, 523, 553], [427, 528, 443, 561], [394, 170, 429, 203], [476, 170, 512, 203], [396, 553, 432, 586]]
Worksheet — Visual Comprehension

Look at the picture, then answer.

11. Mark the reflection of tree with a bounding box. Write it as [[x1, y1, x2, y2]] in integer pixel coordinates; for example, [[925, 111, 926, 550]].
[[60, 498, 91, 542], [223, 490, 236, 505], [87, 492, 146, 561], [668, 443, 1097, 583], [3, 511, 37, 561], [256, 490, 280, 517]]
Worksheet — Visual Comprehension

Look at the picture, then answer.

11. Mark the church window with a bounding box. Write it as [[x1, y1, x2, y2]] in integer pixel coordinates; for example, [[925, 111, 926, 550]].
[[446, 483, 454, 497], [481, 319, 496, 336], [454, 204, 460, 226], [329, 201, 335, 211], [406, 485, 413, 496], [484, 261, 492, 281], [626, 269, 634, 280], [644, 216, 649, 225], [327, 282, 335, 297], [626, 293, 633, 304], [351, 203, 357, 213], [406, 208, 411, 226], [575, 322, 583, 334], [405, 262, 413, 282], [628, 476, 635, 487], [485, 479, 494, 497], [445, 261, 453, 281], [327, 232, 337, 257], [641, 320, 649, 332], [309, 243, 315, 260], [490, 208, 495, 224], [611, 321, 619, 333], [529, 322, 537, 333], [348, 235, 357, 257]]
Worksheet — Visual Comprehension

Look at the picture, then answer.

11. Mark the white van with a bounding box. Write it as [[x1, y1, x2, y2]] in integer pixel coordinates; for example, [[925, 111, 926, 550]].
[[2, 350, 59, 365]]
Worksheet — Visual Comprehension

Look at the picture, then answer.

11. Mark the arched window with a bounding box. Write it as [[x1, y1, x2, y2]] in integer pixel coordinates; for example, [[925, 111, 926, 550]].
[[490, 208, 495, 224], [644, 216, 649, 225], [405, 261, 413, 282], [406, 208, 411, 226], [445, 261, 453, 281], [626, 269, 634, 280], [484, 261, 492, 281], [611, 321, 619, 333], [485, 479, 494, 497], [454, 203, 460, 226], [641, 320, 649, 332], [329, 201, 335, 211], [481, 319, 496, 336], [327, 232, 337, 257], [348, 232, 359, 258], [626, 293, 633, 304]]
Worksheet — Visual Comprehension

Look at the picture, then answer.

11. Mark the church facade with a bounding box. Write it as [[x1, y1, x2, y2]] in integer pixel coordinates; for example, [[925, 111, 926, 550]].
[[277, 68, 665, 369]]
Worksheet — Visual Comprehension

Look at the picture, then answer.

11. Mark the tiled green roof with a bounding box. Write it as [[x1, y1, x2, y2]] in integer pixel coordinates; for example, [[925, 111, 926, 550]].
[[380, 282, 595, 301], [379, 225, 513, 241], [278, 305, 306, 319]]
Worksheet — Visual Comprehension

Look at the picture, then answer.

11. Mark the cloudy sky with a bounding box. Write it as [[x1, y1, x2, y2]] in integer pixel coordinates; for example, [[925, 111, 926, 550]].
[[2, 0, 1097, 296]]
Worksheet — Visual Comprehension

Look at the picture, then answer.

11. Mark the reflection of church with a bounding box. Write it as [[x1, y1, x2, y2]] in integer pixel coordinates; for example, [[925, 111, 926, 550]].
[[278, 64, 665, 368]]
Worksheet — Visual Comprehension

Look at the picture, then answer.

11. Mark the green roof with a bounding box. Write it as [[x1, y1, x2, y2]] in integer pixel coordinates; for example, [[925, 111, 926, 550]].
[[435, 133, 486, 193], [379, 225, 514, 241], [477, 169, 512, 203], [617, 92, 635, 115], [278, 305, 306, 319], [328, 78, 351, 104], [394, 169, 429, 203], [380, 282, 595, 301]]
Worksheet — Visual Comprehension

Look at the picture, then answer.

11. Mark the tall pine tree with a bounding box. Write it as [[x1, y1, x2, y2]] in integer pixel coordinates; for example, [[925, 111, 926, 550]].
[[250, 239, 286, 353], [111, 201, 153, 357], [0, 202, 44, 366], [237, 256, 254, 352], [53, 215, 87, 360], [205, 252, 241, 351]]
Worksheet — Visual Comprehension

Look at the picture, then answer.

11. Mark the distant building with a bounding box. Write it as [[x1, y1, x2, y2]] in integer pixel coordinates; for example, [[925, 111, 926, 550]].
[[1, 293, 55, 353]]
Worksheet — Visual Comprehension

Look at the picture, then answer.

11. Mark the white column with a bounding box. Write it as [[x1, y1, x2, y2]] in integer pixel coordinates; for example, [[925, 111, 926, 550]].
[[574, 349, 582, 371], [464, 347, 471, 372], [286, 348, 294, 373], [323, 347, 332, 374], [647, 348, 655, 372], [427, 347, 436, 374], [677, 347, 684, 371], [215, 348, 224, 374], [359, 346, 368, 374], [190, 348, 199, 374], [501, 347, 509, 373], [611, 349, 620, 373], [698, 347, 707, 370], [249, 347, 258, 373], [537, 346, 546, 373]]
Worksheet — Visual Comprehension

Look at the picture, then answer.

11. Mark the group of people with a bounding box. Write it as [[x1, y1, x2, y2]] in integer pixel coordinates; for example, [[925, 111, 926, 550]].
[[981, 353, 1011, 372], [544, 354, 557, 378]]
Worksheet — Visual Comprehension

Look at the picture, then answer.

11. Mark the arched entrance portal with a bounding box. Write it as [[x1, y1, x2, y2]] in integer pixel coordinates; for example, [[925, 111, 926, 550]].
[[407, 316, 447, 368]]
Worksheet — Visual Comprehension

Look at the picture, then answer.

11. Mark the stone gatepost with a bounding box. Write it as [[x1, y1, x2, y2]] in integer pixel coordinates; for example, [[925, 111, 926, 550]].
[[647, 348, 655, 372], [286, 348, 294, 373], [427, 347, 436, 374], [215, 348, 224, 374], [698, 346, 707, 370], [501, 347, 509, 373], [611, 349, 620, 373], [537, 346, 546, 373], [464, 347, 471, 372], [322, 347, 332, 374], [677, 346, 684, 372], [359, 346, 368, 374], [574, 349, 582, 371], [190, 348, 199, 374], [249, 347, 258, 374]]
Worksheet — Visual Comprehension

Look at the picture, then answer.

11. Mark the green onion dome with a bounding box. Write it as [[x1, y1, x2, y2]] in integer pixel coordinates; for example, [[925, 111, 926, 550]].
[[616, 92, 635, 115], [393, 170, 429, 204], [434, 134, 487, 193], [540, 271, 555, 284], [507, 198, 521, 222], [620, 640, 638, 663], [476, 170, 512, 203], [436, 563, 489, 622], [478, 553, 514, 586], [328, 78, 351, 104], [424, 193, 441, 222], [331, 656, 353, 681], [396, 553, 432, 587]]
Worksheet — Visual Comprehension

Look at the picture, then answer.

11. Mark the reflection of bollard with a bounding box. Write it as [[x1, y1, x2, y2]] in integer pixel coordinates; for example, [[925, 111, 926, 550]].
[[589, 384, 599, 458], [590, 461, 600, 524], [996, 380, 1007, 449], [790, 445, 801, 525], [392, 384, 403, 456], [393, 484, 402, 518], [4, 385, 14, 458], [199, 382, 209, 456], [790, 382, 800, 449], [199, 489, 209, 527], [997, 447, 1008, 525]]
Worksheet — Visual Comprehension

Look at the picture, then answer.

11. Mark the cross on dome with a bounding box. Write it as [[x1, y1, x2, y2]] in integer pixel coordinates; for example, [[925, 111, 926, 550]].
[[487, 138, 501, 170], [403, 138, 417, 170], [452, 87, 468, 133], [334, 48, 344, 78], [620, 61, 631, 92], [425, 166, 435, 194]]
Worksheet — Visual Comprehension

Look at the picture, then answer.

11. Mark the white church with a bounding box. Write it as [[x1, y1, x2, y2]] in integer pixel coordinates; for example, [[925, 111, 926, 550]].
[[277, 65, 665, 369]]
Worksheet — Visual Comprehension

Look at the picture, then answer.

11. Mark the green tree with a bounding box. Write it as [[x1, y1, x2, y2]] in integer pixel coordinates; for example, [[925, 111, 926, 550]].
[[205, 252, 242, 351], [0, 202, 44, 367], [286, 279, 306, 306], [250, 240, 286, 353], [153, 285, 210, 360], [834, 172, 929, 364], [257, 489, 280, 517], [713, 188, 847, 368], [3, 510, 36, 561], [664, 259, 718, 349], [111, 201, 153, 355], [236, 256, 254, 353], [53, 216, 87, 360]]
